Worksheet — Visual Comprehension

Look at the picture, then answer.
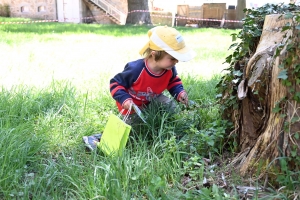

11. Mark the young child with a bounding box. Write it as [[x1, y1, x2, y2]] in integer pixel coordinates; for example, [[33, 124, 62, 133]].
[[83, 25, 196, 151]]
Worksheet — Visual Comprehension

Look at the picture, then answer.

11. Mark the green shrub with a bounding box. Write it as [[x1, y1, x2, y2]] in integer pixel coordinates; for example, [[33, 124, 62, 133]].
[[0, 4, 10, 17]]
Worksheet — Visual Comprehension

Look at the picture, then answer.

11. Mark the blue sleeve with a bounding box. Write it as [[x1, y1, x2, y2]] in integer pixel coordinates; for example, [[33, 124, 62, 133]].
[[110, 59, 143, 105]]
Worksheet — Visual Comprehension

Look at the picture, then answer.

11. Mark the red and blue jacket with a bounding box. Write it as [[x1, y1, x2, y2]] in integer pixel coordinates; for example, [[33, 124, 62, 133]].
[[110, 59, 185, 114]]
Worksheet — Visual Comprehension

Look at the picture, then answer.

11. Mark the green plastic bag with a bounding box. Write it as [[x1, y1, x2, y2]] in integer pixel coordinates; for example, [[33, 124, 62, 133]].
[[98, 109, 131, 156]]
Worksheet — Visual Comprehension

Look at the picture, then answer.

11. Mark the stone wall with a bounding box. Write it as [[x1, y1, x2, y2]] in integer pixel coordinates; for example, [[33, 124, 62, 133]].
[[2, 0, 128, 24], [6, 0, 57, 20]]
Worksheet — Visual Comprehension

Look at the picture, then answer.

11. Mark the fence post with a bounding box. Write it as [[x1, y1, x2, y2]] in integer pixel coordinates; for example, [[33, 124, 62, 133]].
[[172, 11, 175, 27]]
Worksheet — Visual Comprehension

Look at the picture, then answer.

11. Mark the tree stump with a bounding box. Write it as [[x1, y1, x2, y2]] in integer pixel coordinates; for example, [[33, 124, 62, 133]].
[[232, 14, 300, 176]]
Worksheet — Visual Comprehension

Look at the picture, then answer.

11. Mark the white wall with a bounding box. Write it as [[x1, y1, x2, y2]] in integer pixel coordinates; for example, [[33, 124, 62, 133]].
[[248, 0, 299, 8], [56, 0, 80, 23], [57, 0, 64, 22]]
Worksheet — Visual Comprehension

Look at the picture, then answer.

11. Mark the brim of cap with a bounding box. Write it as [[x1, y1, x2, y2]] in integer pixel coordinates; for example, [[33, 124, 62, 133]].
[[166, 46, 196, 62], [139, 42, 150, 56], [139, 42, 196, 62]]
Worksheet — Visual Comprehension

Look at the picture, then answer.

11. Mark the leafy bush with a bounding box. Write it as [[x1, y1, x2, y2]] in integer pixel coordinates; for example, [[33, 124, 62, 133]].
[[0, 4, 10, 17]]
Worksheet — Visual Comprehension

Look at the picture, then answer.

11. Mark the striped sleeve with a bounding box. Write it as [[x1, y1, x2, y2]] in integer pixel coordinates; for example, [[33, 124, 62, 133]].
[[109, 59, 143, 106], [167, 67, 185, 100]]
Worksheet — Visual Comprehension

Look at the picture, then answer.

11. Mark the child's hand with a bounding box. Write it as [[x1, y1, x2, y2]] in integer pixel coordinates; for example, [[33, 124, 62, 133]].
[[178, 92, 188, 106], [123, 99, 133, 110]]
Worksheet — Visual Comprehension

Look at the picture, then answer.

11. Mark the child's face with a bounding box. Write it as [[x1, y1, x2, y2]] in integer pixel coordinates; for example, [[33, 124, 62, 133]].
[[155, 53, 178, 70]]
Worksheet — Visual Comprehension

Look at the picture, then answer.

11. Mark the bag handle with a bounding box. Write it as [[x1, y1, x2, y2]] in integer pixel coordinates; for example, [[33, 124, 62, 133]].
[[119, 102, 132, 122]]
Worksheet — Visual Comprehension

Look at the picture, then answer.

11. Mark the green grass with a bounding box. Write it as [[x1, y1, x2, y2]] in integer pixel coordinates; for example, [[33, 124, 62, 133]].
[[0, 16, 238, 92], [0, 17, 243, 199]]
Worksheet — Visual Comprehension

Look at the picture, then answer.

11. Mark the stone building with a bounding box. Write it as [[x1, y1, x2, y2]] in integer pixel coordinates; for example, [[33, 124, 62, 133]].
[[0, 0, 128, 24]]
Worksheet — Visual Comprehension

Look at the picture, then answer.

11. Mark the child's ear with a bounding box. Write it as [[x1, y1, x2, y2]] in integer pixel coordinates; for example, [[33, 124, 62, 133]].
[[150, 51, 156, 57]]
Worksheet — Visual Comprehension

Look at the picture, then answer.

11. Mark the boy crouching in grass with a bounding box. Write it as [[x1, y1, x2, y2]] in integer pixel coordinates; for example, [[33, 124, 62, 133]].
[[83, 25, 196, 151]]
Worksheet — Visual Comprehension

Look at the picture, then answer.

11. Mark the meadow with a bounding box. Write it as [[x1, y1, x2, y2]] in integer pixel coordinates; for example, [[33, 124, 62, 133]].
[[0, 17, 241, 199]]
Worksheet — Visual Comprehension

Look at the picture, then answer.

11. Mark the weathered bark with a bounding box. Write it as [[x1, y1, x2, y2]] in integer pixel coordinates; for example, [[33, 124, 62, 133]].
[[232, 14, 300, 176], [126, 0, 151, 25]]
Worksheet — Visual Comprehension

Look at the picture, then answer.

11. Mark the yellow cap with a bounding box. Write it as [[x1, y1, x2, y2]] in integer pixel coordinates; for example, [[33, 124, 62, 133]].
[[139, 26, 196, 62]]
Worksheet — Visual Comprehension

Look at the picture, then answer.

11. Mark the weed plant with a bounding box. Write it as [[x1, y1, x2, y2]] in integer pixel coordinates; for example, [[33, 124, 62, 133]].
[[0, 79, 233, 199]]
